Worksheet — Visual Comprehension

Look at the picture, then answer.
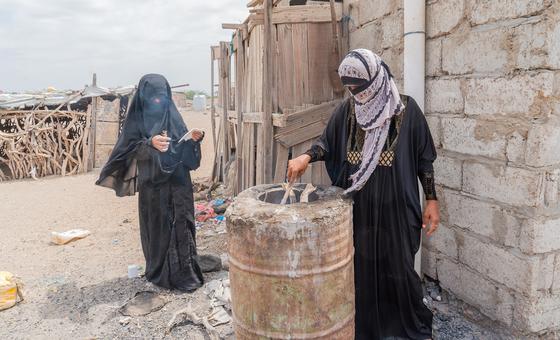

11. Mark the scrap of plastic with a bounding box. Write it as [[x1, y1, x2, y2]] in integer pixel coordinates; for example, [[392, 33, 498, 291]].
[[51, 229, 91, 245]]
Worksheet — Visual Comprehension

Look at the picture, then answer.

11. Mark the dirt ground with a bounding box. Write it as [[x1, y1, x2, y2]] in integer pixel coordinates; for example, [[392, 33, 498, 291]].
[[0, 109, 524, 339], [0, 109, 232, 339]]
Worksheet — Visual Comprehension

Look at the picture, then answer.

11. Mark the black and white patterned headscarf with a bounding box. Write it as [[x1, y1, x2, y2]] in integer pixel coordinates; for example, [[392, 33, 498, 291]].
[[338, 49, 404, 194]]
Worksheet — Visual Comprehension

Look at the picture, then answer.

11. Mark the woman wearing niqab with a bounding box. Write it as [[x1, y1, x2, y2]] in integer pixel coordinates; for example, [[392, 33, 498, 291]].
[[288, 50, 440, 339], [96, 74, 204, 292]]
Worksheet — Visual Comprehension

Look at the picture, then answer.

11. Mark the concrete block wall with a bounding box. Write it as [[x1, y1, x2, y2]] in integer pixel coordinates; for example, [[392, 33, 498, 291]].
[[94, 98, 120, 167], [348, 0, 560, 335]]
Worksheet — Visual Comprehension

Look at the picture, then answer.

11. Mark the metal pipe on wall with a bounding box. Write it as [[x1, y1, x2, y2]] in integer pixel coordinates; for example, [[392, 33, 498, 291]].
[[404, 0, 426, 274]]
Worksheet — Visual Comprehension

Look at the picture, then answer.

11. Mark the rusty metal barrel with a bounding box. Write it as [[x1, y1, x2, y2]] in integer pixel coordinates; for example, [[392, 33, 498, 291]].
[[225, 184, 355, 339]]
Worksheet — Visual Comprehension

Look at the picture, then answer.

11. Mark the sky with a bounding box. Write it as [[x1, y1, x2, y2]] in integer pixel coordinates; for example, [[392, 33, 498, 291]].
[[0, 0, 247, 93]]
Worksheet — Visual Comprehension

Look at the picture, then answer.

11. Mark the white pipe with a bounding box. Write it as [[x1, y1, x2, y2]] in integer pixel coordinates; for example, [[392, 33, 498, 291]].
[[404, 0, 426, 275]]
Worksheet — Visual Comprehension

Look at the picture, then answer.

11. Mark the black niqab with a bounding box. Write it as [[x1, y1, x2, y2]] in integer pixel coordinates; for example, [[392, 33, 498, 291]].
[[96, 74, 204, 292]]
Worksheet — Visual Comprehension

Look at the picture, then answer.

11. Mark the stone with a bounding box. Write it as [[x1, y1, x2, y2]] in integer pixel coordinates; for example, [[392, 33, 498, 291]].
[[441, 117, 507, 159], [426, 38, 442, 76], [197, 254, 223, 273], [442, 28, 510, 75], [423, 223, 459, 259], [357, 0, 396, 25], [119, 291, 167, 317], [427, 0, 464, 38], [462, 162, 542, 207], [458, 232, 555, 293], [381, 12, 403, 49], [421, 246, 439, 279], [514, 292, 560, 333], [525, 121, 560, 167], [94, 144, 114, 168], [441, 188, 520, 248], [468, 0, 553, 26], [425, 115, 441, 148], [349, 21, 381, 51], [96, 121, 119, 145], [433, 155, 462, 190], [554, 254, 560, 293], [514, 19, 560, 70], [519, 217, 560, 254], [464, 72, 555, 117], [506, 129, 527, 164], [437, 257, 515, 326], [425, 78, 464, 114]]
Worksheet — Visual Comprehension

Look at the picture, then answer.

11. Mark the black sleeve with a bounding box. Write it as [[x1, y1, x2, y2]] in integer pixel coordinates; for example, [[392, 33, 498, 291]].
[[304, 100, 347, 163], [410, 98, 438, 200], [181, 140, 202, 171]]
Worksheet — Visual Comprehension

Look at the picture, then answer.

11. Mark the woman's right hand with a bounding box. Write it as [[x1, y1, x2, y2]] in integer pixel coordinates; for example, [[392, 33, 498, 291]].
[[287, 154, 311, 183], [151, 135, 170, 153]]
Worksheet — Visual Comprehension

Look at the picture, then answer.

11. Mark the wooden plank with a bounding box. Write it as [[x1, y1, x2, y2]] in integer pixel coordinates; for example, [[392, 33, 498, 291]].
[[307, 23, 333, 104], [211, 46, 221, 59], [250, 4, 342, 24], [276, 24, 295, 113], [275, 120, 326, 148], [273, 144, 290, 183], [220, 42, 230, 178], [284, 99, 341, 127], [261, 0, 274, 184], [222, 23, 244, 30], [235, 30, 245, 195], [210, 47, 217, 154]]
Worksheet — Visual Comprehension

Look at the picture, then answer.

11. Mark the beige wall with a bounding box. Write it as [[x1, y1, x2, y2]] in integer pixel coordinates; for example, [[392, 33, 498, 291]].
[[348, 0, 560, 335]]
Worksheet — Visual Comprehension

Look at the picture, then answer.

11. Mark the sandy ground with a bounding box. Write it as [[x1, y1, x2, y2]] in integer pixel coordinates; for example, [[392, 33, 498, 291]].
[[0, 109, 231, 339], [0, 108, 528, 339]]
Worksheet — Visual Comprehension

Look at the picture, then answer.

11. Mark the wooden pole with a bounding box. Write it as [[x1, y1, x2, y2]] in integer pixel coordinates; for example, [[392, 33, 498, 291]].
[[235, 30, 245, 194], [220, 42, 230, 180], [262, 0, 274, 183], [87, 73, 97, 170], [210, 47, 217, 155]]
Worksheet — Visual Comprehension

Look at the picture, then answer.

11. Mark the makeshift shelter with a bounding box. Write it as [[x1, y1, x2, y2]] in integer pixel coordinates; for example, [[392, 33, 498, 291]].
[[0, 76, 135, 181], [211, 0, 349, 193]]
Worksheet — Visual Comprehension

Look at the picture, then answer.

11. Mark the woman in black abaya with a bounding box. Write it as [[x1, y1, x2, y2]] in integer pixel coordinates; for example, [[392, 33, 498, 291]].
[[288, 50, 439, 339], [96, 74, 204, 292]]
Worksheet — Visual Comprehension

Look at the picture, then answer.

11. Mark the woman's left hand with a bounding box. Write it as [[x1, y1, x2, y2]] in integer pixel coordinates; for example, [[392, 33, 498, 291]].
[[422, 200, 440, 237], [192, 130, 204, 142]]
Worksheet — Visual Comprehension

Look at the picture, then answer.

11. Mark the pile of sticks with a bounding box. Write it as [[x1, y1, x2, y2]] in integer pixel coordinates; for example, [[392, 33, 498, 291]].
[[0, 109, 90, 181]]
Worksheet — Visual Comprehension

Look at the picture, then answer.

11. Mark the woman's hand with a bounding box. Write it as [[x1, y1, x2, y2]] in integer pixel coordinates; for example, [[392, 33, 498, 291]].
[[422, 200, 440, 237], [191, 130, 204, 142], [151, 135, 170, 153], [287, 154, 311, 183]]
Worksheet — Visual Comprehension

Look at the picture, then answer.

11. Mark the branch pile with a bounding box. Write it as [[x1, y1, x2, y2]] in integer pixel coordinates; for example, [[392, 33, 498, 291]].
[[0, 109, 90, 181]]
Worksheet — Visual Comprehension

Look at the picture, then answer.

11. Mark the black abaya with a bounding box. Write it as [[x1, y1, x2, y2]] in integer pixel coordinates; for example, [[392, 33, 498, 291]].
[[306, 96, 435, 339], [96, 74, 203, 292]]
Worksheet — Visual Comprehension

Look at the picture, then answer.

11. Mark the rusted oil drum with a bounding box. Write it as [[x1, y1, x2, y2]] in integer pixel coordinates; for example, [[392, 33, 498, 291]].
[[225, 184, 355, 339]]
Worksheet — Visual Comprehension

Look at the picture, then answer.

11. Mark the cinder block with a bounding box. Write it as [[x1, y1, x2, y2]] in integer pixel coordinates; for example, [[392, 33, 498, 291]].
[[433, 155, 462, 189], [441, 188, 520, 248], [514, 19, 560, 70], [506, 130, 528, 164], [468, 0, 553, 26], [441, 117, 506, 159], [514, 291, 560, 333], [425, 115, 441, 148], [519, 218, 560, 254], [96, 122, 119, 145], [427, 0, 464, 38], [379, 47, 404, 83], [426, 38, 442, 76], [426, 78, 464, 114], [458, 233, 555, 293], [423, 223, 459, 259], [442, 28, 510, 75], [554, 254, 560, 293], [381, 12, 403, 49], [464, 72, 555, 116], [94, 144, 115, 168], [349, 21, 381, 51], [525, 121, 560, 167], [95, 98, 120, 122], [421, 246, 439, 279], [437, 257, 515, 326], [358, 0, 396, 25], [463, 162, 543, 207]]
